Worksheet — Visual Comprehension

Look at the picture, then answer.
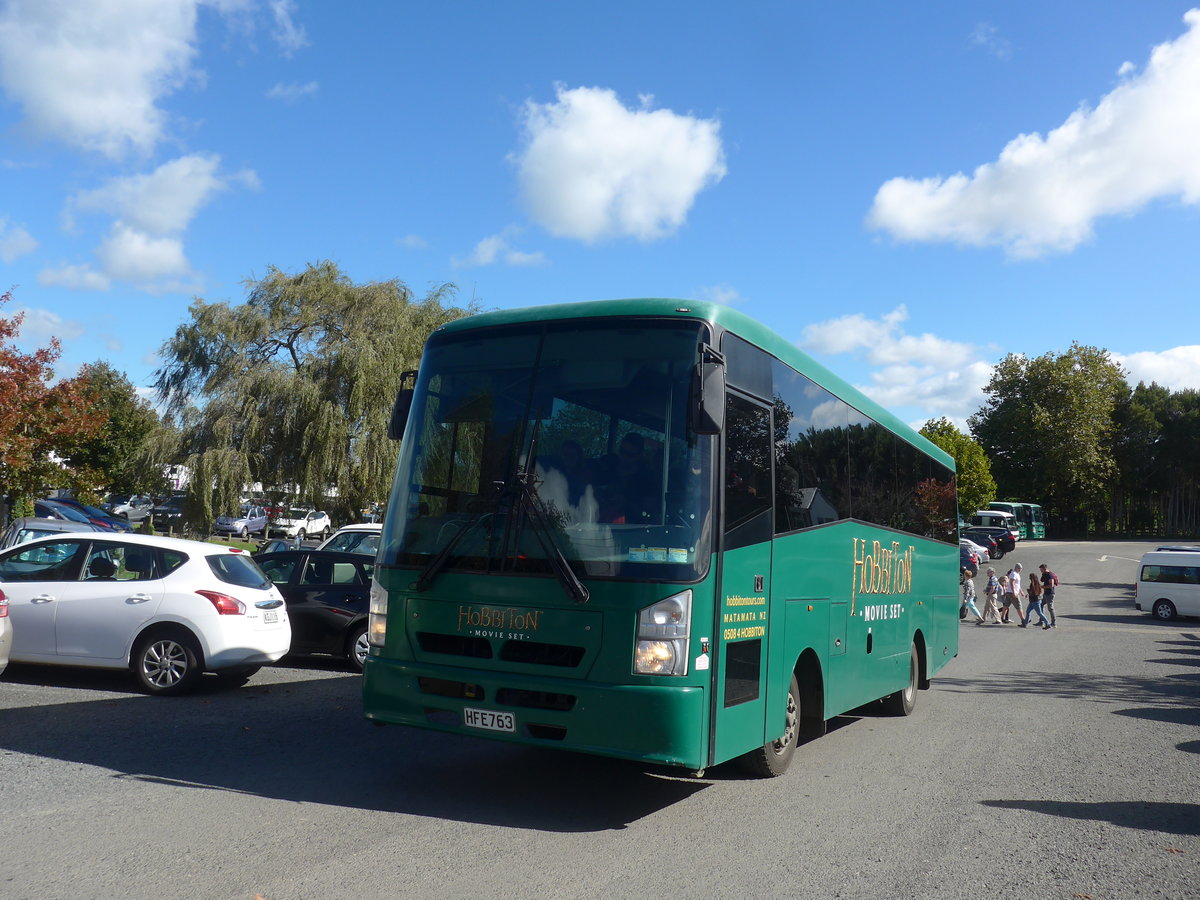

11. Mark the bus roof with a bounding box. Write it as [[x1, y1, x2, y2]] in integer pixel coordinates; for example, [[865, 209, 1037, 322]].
[[434, 298, 953, 469]]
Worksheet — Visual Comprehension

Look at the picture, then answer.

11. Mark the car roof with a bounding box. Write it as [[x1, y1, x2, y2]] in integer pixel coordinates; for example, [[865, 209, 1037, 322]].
[[6, 517, 102, 533], [330, 523, 382, 533], [2, 531, 250, 556]]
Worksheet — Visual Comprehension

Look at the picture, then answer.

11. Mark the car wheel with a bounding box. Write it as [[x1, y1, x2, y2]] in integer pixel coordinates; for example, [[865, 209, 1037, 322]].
[[132, 631, 202, 695], [347, 624, 369, 673], [321, 526, 330, 539], [239, 526, 248, 539], [1152, 599, 1177, 622]]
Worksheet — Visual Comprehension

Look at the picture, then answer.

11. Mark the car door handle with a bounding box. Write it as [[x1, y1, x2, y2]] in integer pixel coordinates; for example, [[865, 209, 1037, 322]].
[[126, 594, 154, 604], [31, 594, 55, 604]]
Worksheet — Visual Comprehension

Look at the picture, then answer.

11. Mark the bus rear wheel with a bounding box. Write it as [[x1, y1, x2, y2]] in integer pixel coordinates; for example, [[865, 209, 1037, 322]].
[[739, 675, 800, 778], [1152, 599, 1177, 621], [883, 642, 918, 716]]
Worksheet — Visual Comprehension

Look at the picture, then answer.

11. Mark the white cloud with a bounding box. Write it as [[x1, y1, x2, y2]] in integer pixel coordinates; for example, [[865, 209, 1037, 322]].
[[515, 85, 726, 243], [70, 153, 252, 235], [1114, 346, 1200, 391], [266, 80, 318, 101], [969, 22, 1012, 60], [97, 223, 190, 282], [868, 9, 1200, 257], [396, 234, 429, 250], [800, 305, 993, 420], [453, 227, 547, 268], [38, 263, 111, 291], [269, 0, 308, 56], [696, 284, 747, 306], [0, 0, 202, 159], [11, 306, 86, 341], [0, 218, 38, 261]]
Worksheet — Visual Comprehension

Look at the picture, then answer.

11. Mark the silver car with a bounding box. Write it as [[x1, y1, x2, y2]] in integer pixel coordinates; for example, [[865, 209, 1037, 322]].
[[214, 505, 269, 539]]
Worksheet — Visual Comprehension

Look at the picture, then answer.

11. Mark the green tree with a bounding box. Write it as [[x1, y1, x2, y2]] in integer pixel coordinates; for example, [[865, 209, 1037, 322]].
[[154, 261, 475, 528], [919, 417, 996, 517], [968, 342, 1126, 535], [59, 361, 165, 499]]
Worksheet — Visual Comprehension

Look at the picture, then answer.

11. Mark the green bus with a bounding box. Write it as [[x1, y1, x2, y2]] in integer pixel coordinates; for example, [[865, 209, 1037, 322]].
[[362, 299, 959, 776], [987, 501, 1046, 540]]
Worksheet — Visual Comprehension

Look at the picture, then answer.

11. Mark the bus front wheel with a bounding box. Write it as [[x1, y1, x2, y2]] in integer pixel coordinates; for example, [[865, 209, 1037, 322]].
[[739, 675, 800, 778]]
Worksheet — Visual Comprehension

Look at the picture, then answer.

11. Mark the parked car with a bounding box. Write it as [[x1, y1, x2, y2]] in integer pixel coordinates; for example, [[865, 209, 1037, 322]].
[[962, 525, 1014, 558], [2, 517, 103, 550], [255, 549, 373, 671], [317, 523, 382, 556], [149, 495, 188, 531], [961, 530, 998, 560], [0, 589, 10, 677], [253, 538, 295, 556], [0, 533, 290, 694], [960, 545, 979, 577], [960, 537, 990, 564], [213, 505, 269, 539], [34, 499, 97, 528], [268, 508, 332, 541], [45, 497, 134, 532], [108, 495, 155, 522]]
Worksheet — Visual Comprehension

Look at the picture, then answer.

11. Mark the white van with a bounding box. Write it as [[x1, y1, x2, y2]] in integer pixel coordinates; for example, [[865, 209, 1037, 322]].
[[970, 509, 1021, 541], [1135, 550, 1200, 621]]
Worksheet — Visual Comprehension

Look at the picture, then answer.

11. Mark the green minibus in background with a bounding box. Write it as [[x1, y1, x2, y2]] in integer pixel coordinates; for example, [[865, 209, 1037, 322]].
[[363, 299, 959, 776], [988, 501, 1047, 540]]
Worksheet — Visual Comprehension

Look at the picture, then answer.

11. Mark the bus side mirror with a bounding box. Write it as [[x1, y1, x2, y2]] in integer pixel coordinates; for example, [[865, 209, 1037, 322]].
[[387, 370, 418, 441], [692, 346, 726, 435]]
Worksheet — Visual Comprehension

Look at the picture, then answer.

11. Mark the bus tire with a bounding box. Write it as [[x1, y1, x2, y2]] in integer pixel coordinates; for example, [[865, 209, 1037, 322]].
[[883, 642, 918, 716], [1152, 599, 1177, 622], [738, 675, 800, 778]]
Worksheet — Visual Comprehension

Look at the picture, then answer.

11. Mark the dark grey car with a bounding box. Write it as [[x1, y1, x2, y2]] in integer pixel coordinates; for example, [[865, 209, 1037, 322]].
[[1, 517, 103, 550]]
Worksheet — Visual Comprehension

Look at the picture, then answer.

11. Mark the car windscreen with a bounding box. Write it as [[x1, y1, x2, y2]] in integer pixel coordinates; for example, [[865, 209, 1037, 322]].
[[207, 552, 272, 589]]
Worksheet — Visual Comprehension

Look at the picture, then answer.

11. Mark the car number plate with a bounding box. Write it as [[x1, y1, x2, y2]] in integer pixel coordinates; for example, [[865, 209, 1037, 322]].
[[263, 610, 278, 624], [463, 708, 515, 733]]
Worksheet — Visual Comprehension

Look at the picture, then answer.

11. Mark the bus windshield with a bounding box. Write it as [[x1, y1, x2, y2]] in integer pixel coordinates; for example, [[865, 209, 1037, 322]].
[[381, 318, 713, 583]]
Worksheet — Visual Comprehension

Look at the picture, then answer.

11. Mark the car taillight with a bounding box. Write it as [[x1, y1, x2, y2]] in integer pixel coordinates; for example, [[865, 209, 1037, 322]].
[[197, 590, 246, 615], [0, 591, 8, 617]]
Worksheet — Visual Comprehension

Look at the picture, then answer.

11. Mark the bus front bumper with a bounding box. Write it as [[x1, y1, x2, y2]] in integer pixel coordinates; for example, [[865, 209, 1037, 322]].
[[362, 656, 707, 770]]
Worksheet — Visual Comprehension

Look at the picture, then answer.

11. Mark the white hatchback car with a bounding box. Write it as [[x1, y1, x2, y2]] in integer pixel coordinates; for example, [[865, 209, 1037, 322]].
[[0, 533, 290, 694], [269, 508, 332, 541], [0, 590, 11, 677], [317, 523, 382, 556]]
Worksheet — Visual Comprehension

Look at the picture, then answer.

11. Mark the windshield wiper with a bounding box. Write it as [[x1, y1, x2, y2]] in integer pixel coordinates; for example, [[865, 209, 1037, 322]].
[[510, 467, 590, 604], [412, 495, 498, 592]]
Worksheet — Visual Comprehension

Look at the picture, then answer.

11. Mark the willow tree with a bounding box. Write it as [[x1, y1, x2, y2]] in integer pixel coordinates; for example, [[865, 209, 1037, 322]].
[[155, 261, 474, 527]]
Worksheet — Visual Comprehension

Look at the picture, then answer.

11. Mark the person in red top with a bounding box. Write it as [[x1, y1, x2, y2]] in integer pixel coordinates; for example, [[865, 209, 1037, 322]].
[[1039, 564, 1060, 628]]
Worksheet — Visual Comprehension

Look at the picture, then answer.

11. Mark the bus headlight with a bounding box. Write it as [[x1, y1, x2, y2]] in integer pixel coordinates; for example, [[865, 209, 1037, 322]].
[[634, 590, 691, 676], [368, 578, 388, 648]]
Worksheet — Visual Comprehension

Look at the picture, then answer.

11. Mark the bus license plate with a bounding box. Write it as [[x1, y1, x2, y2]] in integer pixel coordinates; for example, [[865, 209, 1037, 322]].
[[463, 708, 515, 733]]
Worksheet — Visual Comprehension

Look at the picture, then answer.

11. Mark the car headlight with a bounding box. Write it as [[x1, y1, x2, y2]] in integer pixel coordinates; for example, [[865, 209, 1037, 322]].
[[368, 577, 388, 648], [633, 590, 691, 676]]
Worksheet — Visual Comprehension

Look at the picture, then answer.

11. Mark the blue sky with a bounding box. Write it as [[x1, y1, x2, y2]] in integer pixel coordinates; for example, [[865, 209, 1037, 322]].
[[2, 1, 1199, 430]]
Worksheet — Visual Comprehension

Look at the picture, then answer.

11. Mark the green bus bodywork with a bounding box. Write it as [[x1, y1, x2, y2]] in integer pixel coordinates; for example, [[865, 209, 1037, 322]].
[[363, 299, 959, 775]]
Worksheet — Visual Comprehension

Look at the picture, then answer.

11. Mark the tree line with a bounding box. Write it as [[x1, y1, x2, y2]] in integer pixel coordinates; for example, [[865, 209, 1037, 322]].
[[2, 270, 1196, 538]]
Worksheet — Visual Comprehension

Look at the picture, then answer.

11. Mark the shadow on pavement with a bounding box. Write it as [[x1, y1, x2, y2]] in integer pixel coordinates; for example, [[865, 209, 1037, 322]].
[[0, 665, 708, 832], [981, 799, 1200, 836]]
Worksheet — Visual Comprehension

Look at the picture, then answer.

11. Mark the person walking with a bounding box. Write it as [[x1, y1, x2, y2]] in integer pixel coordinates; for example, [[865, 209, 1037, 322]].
[[979, 567, 1002, 624], [962, 567, 985, 623], [1002, 562, 1025, 624], [1040, 563, 1060, 627], [1021, 571, 1051, 629]]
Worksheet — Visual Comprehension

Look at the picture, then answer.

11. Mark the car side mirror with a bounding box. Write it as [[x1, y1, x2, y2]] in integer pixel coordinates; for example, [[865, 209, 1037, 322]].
[[691, 345, 726, 435]]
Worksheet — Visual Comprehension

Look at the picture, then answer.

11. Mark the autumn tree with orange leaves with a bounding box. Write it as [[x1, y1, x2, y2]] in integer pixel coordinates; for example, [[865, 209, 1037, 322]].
[[0, 289, 107, 517]]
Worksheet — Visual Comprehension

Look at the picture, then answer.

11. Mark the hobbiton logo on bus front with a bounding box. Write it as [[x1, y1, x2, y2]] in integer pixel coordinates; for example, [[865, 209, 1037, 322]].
[[457, 605, 540, 641], [851, 537, 915, 617]]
